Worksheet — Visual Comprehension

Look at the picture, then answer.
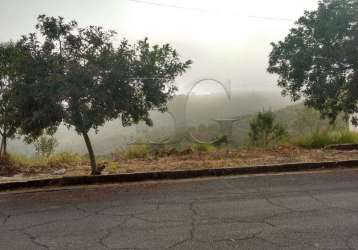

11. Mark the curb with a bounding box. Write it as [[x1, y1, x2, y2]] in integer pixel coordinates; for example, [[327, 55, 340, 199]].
[[1, 159, 358, 192]]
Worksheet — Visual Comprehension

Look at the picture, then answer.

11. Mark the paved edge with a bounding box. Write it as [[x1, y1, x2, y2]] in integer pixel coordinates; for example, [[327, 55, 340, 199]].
[[1, 160, 358, 192]]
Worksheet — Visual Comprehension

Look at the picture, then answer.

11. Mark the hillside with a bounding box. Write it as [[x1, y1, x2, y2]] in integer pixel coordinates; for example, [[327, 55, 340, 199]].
[[7, 90, 346, 156]]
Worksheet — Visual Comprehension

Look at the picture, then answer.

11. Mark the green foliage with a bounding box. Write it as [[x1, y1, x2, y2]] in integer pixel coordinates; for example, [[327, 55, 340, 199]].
[[213, 136, 228, 147], [294, 129, 358, 149], [292, 107, 331, 135], [11, 15, 191, 174], [192, 143, 215, 152], [33, 135, 59, 157], [124, 144, 150, 159], [47, 152, 82, 167], [249, 111, 287, 147], [105, 162, 120, 174], [10, 151, 82, 169], [0, 43, 22, 157], [268, 0, 358, 126]]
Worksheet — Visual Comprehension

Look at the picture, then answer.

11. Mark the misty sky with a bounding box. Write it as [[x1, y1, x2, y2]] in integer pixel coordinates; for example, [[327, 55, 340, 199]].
[[1, 0, 319, 93]]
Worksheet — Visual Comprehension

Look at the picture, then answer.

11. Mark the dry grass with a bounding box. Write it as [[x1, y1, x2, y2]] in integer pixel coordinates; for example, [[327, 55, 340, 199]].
[[2, 145, 358, 183], [113, 145, 358, 173]]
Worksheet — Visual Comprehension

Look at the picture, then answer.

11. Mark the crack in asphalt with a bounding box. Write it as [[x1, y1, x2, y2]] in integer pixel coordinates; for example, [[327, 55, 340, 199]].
[[256, 189, 297, 212], [213, 234, 257, 243], [2, 214, 11, 225], [95, 205, 158, 218], [0, 210, 11, 225], [165, 202, 198, 249], [4, 192, 356, 250], [2, 172, 358, 250], [0, 210, 10, 225], [308, 192, 358, 214], [111, 248, 148, 250], [131, 214, 183, 224], [98, 219, 128, 250], [22, 230, 50, 250], [2, 204, 88, 229], [253, 234, 289, 248], [189, 201, 197, 242], [8, 211, 93, 233]]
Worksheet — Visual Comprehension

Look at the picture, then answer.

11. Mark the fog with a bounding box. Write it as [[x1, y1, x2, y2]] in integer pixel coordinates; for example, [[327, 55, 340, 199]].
[[1, 0, 323, 155], [1, 0, 319, 92], [8, 90, 292, 155]]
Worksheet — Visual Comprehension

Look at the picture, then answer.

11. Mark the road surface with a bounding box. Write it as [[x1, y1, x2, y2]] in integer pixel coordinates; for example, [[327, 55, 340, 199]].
[[1, 169, 358, 249]]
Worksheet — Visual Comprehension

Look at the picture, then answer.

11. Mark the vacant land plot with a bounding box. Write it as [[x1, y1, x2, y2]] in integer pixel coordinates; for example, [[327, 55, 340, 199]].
[[1, 146, 358, 183]]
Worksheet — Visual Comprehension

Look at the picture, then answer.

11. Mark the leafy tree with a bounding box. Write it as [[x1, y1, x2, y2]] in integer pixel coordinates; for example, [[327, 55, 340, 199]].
[[34, 135, 59, 157], [268, 0, 358, 126], [0, 43, 21, 158], [249, 111, 287, 147], [13, 15, 192, 174]]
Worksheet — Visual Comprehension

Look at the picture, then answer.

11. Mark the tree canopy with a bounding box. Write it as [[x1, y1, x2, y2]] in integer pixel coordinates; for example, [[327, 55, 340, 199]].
[[12, 15, 192, 174], [268, 0, 358, 125], [0, 43, 22, 157]]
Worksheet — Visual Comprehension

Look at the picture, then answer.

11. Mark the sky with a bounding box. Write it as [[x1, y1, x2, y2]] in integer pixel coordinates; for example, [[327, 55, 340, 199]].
[[0, 0, 319, 93]]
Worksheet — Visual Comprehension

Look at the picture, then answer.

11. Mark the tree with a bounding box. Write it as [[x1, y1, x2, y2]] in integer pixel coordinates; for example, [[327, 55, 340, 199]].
[[13, 15, 192, 175], [268, 0, 358, 126], [248, 111, 287, 147], [34, 135, 59, 157], [0, 43, 21, 158]]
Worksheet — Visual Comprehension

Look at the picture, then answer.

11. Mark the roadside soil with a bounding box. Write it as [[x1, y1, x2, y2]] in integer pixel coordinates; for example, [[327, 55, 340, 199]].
[[1, 145, 358, 183]]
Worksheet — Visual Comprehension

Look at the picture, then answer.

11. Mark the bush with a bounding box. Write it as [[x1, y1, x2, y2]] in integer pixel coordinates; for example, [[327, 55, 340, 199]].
[[105, 162, 120, 174], [0, 157, 20, 176], [10, 151, 82, 169], [33, 136, 59, 157], [9, 154, 42, 167], [294, 129, 358, 149], [192, 143, 215, 152], [47, 152, 82, 167], [123, 144, 150, 159], [249, 111, 287, 147]]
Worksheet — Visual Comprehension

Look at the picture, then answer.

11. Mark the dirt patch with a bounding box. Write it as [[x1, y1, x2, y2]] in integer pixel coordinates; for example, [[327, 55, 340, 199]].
[[0, 159, 21, 177], [114, 146, 358, 173]]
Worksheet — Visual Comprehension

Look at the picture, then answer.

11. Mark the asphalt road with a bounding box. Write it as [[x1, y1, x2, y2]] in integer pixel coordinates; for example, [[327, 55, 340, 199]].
[[1, 170, 358, 250]]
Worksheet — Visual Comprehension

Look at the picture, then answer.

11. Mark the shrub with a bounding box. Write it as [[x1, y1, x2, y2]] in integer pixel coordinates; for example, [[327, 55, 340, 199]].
[[9, 154, 43, 167], [124, 144, 150, 159], [192, 143, 215, 152], [294, 129, 358, 149], [0, 156, 20, 176], [249, 111, 287, 147], [33, 136, 59, 157], [47, 152, 82, 167], [9, 151, 82, 169], [105, 162, 120, 174]]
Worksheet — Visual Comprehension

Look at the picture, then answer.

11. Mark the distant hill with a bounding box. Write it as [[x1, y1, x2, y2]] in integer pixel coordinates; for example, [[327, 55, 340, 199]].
[[9, 90, 346, 155]]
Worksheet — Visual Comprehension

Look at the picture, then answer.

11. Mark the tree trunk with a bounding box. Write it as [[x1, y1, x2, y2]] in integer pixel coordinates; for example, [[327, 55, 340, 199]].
[[343, 113, 350, 129], [83, 132, 98, 175], [0, 137, 3, 159], [3, 135, 7, 158], [2, 112, 6, 158]]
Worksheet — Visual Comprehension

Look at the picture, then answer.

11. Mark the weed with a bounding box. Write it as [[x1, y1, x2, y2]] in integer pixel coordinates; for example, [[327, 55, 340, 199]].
[[293, 129, 358, 149], [192, 143, 215, 152], [123, 144, 150, 159], [105, 162, 120, 174], [47, 152, 83, 167], [9, 151, 82, 170]]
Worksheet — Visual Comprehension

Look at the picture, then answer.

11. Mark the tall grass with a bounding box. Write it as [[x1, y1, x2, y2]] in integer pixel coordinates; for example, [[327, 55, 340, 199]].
[[122, 144, 150, 159], [191, 143, 215, 152], [293, 129, 358, 149], [10, 151, 83, 169]]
